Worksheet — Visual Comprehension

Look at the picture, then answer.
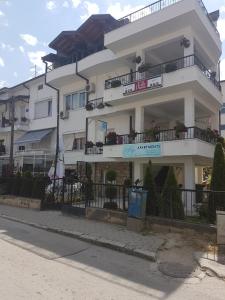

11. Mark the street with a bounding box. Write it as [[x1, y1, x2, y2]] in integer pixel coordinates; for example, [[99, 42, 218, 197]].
[[0, 217, 224, 300]]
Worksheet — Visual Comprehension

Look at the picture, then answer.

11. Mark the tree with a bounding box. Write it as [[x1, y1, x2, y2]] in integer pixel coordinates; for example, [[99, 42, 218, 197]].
[[104, 169, 118, 210], [208, 143, 225, 223], [143, 160, 158, 215], [160, 167, 184, 220]]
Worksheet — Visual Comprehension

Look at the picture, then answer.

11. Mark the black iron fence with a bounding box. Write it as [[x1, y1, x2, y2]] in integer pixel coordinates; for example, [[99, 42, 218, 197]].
[[105, 127, 217, 146], [105, 55, 220, 90]]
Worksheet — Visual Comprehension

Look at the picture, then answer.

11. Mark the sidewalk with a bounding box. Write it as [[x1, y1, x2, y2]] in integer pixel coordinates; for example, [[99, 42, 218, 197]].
[[0, 205, 164, 261]]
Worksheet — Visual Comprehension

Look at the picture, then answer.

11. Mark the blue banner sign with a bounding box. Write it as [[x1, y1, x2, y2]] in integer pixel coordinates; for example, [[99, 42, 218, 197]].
[[122, 143, 161, 158]]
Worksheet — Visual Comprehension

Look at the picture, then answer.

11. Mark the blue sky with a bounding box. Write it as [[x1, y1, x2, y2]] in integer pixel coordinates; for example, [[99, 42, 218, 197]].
[[0, 0, 225, 88]]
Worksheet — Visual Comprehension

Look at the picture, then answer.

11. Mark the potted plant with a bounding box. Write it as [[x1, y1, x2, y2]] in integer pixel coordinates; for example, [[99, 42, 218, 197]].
[[144, 126, 160, 142], [86, 141, 94, 148], [85, 102, 94, 111], [103, 170, 118, 210], [165, 63, 178, 73], [96, 141, 103, 148], [21, 116, 27, 122], [97, 102, 105, 109], [138, 63, 151, 73], [128, 129, 137, 143], [106, 132, 117, 145], [111, 79, 121, 88], [174, 122, 187, 138]]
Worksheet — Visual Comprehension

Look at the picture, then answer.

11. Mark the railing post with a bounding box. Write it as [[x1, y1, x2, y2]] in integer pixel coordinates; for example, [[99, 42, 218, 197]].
[[62, 177, 65, 204]]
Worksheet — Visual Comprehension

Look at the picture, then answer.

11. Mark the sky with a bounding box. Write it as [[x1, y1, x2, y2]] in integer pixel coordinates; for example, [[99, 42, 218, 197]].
[[0, 0, 225, 88]]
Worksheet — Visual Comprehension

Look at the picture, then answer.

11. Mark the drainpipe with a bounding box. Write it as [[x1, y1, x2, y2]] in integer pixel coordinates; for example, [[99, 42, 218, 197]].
[[75, 59, 90, 173], [9, 96, 15, 175], [43, 61, 60, 194]]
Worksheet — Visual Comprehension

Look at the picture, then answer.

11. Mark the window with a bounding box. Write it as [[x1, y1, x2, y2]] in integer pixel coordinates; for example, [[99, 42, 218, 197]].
[[34, 99, 52, 119], [65, 90, 86, 111], [72, 137, 85, 151], [38, 84, 43, 90]]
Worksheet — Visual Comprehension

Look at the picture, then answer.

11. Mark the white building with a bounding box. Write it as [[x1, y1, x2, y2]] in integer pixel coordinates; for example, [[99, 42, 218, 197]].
[[1, 0, 223, 192], [220, 81, 225, 137], [43, 0, 222, 190], [0, 75, 56, 175]]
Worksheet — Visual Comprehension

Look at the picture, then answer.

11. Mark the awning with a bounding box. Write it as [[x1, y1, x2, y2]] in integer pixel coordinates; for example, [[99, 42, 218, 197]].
[[15, 128, 54, 145]]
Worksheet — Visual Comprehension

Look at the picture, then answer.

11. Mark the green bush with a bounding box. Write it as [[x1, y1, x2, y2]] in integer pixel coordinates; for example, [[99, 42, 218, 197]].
[[12, 172, 21, 196], [32, 175, 46, 199], [143, 160, 158, 215], [208, 143, 225, 223], [20, 172, 33, 197], [103, 201, 118, 210], [105, 185, 117, 201], [160, 167, 184, 220], [105, 169, 117, 182]]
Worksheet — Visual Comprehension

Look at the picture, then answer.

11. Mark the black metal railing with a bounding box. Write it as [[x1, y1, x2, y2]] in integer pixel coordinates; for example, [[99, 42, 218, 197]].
[[198, 0, 220, 35], [85, 145, 103, 155], [106, 0, 219, 36], [105, 55, 221, 90], [117, 0, 180, 24], [86, 97, 104, 110], [105, 127, 217, 146]]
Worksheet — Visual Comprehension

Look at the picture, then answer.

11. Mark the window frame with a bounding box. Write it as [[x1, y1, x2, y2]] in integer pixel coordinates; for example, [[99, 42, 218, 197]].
[[64, 90, 86, 111], [34, 99, 52, 119]]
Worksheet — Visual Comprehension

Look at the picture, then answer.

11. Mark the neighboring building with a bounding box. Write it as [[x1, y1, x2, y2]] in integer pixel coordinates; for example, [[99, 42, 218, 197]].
[[0, 75, 56, 175], [220, 80, 225, 137], [43, 0, 222, 194]]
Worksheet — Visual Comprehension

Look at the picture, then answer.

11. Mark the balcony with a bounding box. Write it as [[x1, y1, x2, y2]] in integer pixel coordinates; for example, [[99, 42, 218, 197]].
[[105, 55, 220, 91], [103, 127, 216, 159], [106, 0, 219, 36], [85, 143, 103, 155], [105, 127, 217, 146]]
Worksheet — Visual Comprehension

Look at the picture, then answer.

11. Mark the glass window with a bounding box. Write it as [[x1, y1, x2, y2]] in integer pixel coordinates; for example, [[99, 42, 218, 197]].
[[35, 99, 52, 119], [64, 90, 86, 111]]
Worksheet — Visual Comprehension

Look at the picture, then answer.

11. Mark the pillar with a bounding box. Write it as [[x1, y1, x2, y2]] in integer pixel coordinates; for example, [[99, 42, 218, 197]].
[[135, 106, 144, 133], [135, 49, 146, 72], [184, 94, 195, 127], [184, 158, 196, 215]]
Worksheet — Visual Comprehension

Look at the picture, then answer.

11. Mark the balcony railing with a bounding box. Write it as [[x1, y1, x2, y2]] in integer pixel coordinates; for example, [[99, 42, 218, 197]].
[[105, 127, 217, 146], [105, 55, 221, 90], [106, 0, 219, 36], [85, 145, 103, 155]]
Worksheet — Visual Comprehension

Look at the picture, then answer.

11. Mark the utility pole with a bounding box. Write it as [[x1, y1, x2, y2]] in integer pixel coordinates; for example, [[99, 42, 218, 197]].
[[9, 97, 15, 175]]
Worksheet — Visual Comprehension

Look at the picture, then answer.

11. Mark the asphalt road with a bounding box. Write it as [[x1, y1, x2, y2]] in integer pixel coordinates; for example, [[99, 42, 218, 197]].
[[0, 216, 224, 300]]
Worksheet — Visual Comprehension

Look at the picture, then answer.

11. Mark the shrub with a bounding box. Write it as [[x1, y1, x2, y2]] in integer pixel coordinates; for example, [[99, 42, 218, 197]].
[[208, 143, 225, 223], [143, 160, 158, 216], [160, 167, 184, 220], [106, 169, 117, 182], [20, 172, 33, 197], [106, 132, 117, 145], [32, 175, 46, 199], [103, 201, 118, 210], [12, 172, 22, 196]]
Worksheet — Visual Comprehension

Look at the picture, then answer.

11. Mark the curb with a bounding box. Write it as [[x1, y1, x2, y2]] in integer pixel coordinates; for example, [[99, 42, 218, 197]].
[[0, 214, 156, 262]]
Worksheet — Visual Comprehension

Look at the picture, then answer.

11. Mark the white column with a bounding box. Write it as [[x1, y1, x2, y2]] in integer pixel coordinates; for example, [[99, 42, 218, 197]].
[[184, 95, 195, 127], [184, 158, 196, 216], [135, 106, 144, 133], [211, 113, 219, 131], [183, 35, 194, 68], [133, 161, 143, 182], [135, 49, 145, 72]]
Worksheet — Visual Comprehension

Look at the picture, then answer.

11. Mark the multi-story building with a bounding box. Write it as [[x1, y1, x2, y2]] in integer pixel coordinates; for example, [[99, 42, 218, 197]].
[[43, 0, 222, 192], [0, 75, 56, 175], [220, 80, 225, 137]]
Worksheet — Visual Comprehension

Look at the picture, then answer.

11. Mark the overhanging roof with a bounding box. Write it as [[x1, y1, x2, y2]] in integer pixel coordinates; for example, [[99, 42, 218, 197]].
[[15, 128, 54, 145]]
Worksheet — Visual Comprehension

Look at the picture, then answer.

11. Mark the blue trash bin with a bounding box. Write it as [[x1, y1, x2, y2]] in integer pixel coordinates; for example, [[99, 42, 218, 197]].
[[128, 188, 148, 219]]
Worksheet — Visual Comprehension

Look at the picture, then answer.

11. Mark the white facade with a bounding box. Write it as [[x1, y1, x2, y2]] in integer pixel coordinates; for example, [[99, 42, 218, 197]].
[[1, 0, 223, 187], [220, 81, 225, 137], [0, 75, 56, 175]]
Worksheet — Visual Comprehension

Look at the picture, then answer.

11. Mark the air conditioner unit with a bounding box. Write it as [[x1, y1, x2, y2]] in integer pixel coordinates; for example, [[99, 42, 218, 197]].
[[60, 110, 69, 120], [85, 83, 95, 93]]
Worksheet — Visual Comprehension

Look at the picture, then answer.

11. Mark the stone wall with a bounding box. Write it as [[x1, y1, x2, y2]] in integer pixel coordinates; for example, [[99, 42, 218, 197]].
[[0, 195, 41, 210]]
